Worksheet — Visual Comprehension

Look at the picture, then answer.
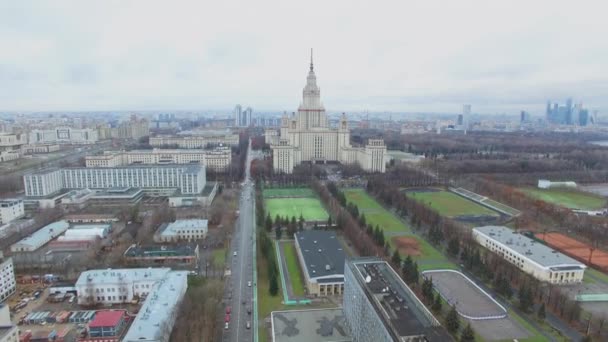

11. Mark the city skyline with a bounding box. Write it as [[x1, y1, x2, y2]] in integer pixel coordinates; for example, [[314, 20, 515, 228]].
[[1, 0, 606, 114]]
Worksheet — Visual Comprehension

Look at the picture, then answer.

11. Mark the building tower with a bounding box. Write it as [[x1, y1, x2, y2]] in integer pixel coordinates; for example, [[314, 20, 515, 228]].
[[234, 104, 243, 127]]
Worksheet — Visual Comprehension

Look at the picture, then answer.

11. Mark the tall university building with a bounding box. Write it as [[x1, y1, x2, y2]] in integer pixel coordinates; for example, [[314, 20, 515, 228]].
[[266, 53, 387, 174]]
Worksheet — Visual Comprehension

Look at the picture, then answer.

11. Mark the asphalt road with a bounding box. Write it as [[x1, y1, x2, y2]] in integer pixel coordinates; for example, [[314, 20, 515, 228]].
[[224, 142, 255, 342]]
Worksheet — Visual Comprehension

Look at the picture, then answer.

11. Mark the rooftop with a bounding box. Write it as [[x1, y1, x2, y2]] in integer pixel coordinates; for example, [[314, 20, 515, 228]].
[[295, 230, 345, 280], [64, 213, 118, 221], [92, 187, 143, 198], [12, 220, 69, 249], [122, 271, 188, 342], [271, 308, 351, 342], [124, 244, 198, 258], [64, 164, 203, 172], [75, 267, 171, 287], [70, 224, 111, 231], [474, 226, 587, 269], [347, 258, 444, 341], [88, 310, 126, 328], [157, 219, 208, 237]]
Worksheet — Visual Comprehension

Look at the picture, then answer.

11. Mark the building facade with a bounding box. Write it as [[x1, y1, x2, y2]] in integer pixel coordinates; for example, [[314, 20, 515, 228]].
[[24, 164, 206, 197], [473, 226, 586, 284], [267, 55, 387, 174], [28, 127, 98, 145], [0, 257, 16, 303], [0, 199, 24, 225], [85, 147, 231, 171], [0, 304, 19, 342], [149, 131, 239, 148]]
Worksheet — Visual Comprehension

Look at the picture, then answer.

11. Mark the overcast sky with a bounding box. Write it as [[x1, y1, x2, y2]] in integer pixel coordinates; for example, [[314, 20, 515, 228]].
[[1, 0, 606, 115]]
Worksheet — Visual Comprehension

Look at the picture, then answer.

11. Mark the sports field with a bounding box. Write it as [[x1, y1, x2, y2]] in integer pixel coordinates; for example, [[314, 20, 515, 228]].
[[266, 197, 329, 221], [263, 188, 316, 198], [521, 187, 606, 210], [407, 190, 498, 218]]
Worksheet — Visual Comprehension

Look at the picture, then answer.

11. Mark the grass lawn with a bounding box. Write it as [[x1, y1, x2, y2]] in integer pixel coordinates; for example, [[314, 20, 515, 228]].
[[263, 188, 316, 198], [257, 241, 287, 342], [521, 187, 606, 210], [345, 189, 411, 233], [407, 190, 499, 217], [586, 268, 608, 284], [282, 243, 306, 297], [265, 197, 329, 221], [211, 247, 226, 267]]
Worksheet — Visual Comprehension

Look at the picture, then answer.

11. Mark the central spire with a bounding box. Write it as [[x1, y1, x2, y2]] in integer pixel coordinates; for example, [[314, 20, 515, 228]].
[[310, 48, 314, 72]]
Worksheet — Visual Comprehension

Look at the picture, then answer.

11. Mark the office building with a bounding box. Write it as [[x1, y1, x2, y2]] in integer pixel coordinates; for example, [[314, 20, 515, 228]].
[[115, 115, 150, 140], [267, 53, 387, 174], [473, 226, 586, 284], [24, 164, 206, 197], [85, 147, 231, 171], [520, 111, 531, 123], [0, 256, 16, 303], [0, 133, 26, 162], [150, 130, 239, 148], [344, 258, 443, 342], [294, 230, 345, 296], [0, 199, 24, 225], [11, 220, 69, 252], [28, 127, 98, 144], [0, 304, 19, 342], [154, 219, 208, 242], [546, 98, 593, 126], [21, 144, 60, 154]]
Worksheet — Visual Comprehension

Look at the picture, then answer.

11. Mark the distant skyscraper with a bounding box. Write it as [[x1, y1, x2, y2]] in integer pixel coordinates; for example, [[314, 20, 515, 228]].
[[520, 111, 531, 123], [244, 107, 253, 127], [462, 104, 471, 128], [546, 99, 591, 125], [457, 114, 464, 126], [234, 104, 243, 127]]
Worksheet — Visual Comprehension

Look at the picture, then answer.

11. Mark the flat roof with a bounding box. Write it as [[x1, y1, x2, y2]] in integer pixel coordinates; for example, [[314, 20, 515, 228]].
[[347, 258, 445, 340], [64, 214, 118, 220], [124, 244, 198, 258], [122, 271, 189, 341], [295, 231, 345, 281], [474, 226, 586, 269], [71, 224, 111, 230], [64, 164, 203, 171], [271, 308, 351, 342], [88, 310, 126, 328], [12, 220, 69, 249], [158, 219, 208, 237], [75, 267, 171, 287]]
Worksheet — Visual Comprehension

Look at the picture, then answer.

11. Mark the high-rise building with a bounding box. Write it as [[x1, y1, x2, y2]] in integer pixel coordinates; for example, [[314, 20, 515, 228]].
[[520, 111, 531, 123], [343, 258, 444, 341], [0, 255, 16, 303], [456, 114, 464, 126], [546, 99, 592, 125], [267, 51, 387, 173], [234, 105, 243, 127]]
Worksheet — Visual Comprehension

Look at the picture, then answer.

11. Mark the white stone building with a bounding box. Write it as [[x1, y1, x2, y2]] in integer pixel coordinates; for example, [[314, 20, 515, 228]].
[[0, 256, 16, 303], [0, 199, 24, 225], [85, 147, 231, 171], [28, 127, 98, 145], [154, 219, 208, 242], [267, 54, 387, 174], [24, 164, 206, 197], [473, 226, 586, 284]]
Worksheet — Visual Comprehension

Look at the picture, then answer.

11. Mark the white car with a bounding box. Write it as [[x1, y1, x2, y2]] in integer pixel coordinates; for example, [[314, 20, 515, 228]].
[[247, 281, 252, 287], [225, 322, 229, 330], [233, 252, 237, 256]]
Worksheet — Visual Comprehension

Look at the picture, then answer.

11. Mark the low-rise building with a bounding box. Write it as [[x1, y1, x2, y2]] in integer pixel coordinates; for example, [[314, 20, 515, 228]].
[[64, 214, 118, 224], [28, 127, 98, 145], [21, 144, 60, 154], [66, 224, 110, 239], [150, 130, 239, 148], [473, 226, 586, 284], [10, 220, 69, 252], [84, 310, 128, 342], [75, 268, 187, 342], [0, 256, 16, 303], [154, 219, 208, 242], [344, 258, 444, 342], [124, 244, 199, 266], [294, 230, 345, 296], [85, 147, 231, 172], [0, 199, 24, 225]]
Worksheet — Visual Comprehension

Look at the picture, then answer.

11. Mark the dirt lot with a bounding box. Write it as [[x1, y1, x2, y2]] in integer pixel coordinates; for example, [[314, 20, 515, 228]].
[[392, 236, 421, 256]]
